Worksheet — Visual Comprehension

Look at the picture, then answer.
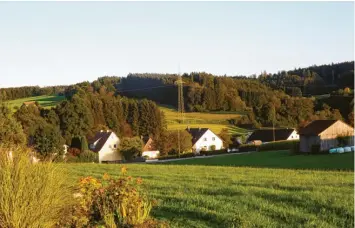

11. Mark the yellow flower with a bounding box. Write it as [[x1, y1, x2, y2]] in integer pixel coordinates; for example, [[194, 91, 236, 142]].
[[103, 173, 110, 180], [121, 166, 127, 175]]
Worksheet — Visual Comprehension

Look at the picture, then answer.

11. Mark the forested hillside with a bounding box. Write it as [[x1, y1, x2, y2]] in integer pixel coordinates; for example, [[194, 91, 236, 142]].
[[115, 61, 353, 128]]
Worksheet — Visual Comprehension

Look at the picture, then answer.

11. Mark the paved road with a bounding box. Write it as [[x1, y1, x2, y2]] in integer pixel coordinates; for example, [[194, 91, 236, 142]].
[[146, 152, 251, 163]]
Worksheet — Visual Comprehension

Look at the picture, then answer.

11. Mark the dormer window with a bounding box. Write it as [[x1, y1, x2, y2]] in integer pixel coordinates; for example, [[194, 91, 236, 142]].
[[90, 144, 95, 149]]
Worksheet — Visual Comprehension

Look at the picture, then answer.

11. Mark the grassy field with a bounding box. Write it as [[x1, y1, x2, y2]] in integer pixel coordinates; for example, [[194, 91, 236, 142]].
[[5, 95, 65, 111], [159, 105, 250, 135], [167, 150, 354, 170], [64, 156, 354, 227]]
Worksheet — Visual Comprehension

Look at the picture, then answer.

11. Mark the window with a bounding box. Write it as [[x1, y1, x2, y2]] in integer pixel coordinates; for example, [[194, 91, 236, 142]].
[[212, 137, 216, 141], [204, 137, 207, 141], [113, 144, 117, 149]]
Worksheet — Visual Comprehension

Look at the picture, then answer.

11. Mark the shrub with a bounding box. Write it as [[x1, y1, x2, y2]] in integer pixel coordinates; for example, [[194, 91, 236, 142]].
[[0, 146, 74, 228], [65, 150, 99, 163], [64, 167, 167, 227], [77, 150, 99, 163], [210, 145, 216, 151], [311, 144, 321, 154], [259, 140, 300, 152]]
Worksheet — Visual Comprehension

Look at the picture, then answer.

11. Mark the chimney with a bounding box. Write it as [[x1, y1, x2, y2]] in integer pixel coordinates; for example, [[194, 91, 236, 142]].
[[198, 127, 201, 131], [187, 126, 190, 131]]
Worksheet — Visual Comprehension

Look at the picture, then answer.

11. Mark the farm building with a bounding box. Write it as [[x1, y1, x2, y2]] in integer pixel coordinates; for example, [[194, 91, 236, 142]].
[[186, 127, 223, 153], [88, 130, 121, 163], [142, 137, 159, 159], [247, 128, 299, 144], [299, 120, 354, 153]]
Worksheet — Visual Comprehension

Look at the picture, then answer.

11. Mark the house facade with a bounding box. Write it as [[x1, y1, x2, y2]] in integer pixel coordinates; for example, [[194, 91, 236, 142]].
[[88, 130, 121, 163], [299, 120, 354, 153], [247, 128, 299, 144], [186, 128, 223, 153]]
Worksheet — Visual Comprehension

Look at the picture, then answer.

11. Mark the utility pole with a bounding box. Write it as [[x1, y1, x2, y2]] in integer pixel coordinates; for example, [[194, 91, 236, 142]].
[[177, 65, 184, 157], [273, 105, 276, 142]]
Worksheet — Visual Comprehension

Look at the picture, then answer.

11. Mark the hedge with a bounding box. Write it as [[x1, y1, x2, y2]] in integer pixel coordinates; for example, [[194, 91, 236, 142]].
[[238, 144, 259, 152], [259, 140, 299, 152], [158, 152, 196, 160], [200, 149, 228, 156]]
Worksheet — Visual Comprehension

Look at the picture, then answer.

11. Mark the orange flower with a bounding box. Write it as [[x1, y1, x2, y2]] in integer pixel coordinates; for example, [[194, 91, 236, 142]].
[[136, 177, 143, 184]]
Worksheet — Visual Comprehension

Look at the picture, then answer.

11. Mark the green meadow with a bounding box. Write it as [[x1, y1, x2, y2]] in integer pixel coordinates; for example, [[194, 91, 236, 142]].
[[5, 95, 65, 111], [64, 151, 354, 228]]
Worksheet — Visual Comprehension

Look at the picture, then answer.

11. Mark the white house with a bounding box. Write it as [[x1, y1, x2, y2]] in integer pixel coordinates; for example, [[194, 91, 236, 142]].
[[186, 128, 224, 153], [247, 128, 299, 144], [88, 130, 121, 163]]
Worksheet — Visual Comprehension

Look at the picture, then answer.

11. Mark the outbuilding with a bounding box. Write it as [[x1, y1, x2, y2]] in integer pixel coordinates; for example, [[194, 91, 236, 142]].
[[299, 120, 354, 153]]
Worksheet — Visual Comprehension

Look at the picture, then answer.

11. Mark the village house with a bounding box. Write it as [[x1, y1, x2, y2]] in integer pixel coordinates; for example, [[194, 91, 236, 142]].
[[247, 128, 299, 144], [88, 130, 121, 163], [141, 137, 160, 159], [186, 127, 223, 153], [299, 120, 354, 153]]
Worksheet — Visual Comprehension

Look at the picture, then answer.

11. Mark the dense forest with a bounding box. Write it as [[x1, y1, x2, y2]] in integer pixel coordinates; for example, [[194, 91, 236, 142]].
[[259, 61, 354, 96]]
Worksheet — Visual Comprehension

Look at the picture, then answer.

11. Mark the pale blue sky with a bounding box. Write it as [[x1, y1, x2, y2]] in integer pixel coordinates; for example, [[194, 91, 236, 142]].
[[0, 1, 354, 87]]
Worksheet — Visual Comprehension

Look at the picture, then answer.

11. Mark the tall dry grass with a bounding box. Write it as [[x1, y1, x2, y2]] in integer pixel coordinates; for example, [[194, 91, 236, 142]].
[[0, 147, 74, 228]]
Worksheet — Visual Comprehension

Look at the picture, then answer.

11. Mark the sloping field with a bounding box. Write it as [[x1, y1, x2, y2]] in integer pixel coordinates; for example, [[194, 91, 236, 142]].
[[159, 105, 250, 134], [64, 160, 354, 227], [5, 95, 65, 111]]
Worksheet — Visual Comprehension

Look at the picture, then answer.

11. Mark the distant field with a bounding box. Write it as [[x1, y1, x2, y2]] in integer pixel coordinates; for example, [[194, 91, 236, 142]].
[[5, 95, 65, 111], [159, 105, 250, 134], [167, 150, 354, 170], [64, 159, 354, 227]]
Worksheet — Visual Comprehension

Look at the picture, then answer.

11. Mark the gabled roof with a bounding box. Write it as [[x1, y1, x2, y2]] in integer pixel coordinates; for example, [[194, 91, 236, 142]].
[[247, 129, 296, 142], [186, 128, 212, 145], [142, 137, 156, 152], [299, 120, 338, 136], [88, 131, 113, 152]]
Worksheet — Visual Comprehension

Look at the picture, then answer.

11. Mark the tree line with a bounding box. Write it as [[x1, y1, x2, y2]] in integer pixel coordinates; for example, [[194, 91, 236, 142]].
[[0, 85, 68, 101]]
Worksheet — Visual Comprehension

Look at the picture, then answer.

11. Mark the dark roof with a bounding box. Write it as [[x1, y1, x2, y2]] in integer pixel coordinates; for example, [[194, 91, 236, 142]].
[[299, 120, 338, 136], [247, 129, 295, 142], [186, 128, 209, 145], [88, 131, 112, 152]]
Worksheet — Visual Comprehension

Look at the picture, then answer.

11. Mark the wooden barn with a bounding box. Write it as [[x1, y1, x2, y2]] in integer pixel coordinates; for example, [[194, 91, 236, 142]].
[[299, 120, 354, 153]]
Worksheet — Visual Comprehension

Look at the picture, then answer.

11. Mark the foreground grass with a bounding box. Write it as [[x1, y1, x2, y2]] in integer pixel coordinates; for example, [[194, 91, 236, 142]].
[[6, 95, 65, 111], [64, 163, 354, 228], [168, 150, 354, 170]]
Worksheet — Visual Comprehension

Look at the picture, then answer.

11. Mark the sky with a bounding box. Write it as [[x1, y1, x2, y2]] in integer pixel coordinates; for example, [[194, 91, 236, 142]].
[[0, 1, 354, 87]]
